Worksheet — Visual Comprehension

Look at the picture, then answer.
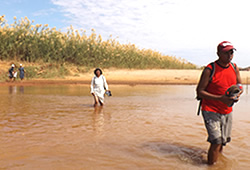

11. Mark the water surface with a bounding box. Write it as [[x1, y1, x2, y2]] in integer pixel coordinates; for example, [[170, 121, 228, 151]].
[[0, 85, 249, 169]]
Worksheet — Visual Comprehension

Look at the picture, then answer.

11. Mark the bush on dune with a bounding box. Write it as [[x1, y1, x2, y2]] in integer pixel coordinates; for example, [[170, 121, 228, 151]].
[[0, 15, 196, 70]]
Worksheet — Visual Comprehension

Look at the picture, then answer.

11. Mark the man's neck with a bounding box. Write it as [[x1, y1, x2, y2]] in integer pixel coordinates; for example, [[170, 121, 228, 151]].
[[216, 60, 230, 67]]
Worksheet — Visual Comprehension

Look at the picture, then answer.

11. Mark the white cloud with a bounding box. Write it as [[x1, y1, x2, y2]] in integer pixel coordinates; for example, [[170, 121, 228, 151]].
[[33, 8, 57, 16], [51, 0, 250, 67]]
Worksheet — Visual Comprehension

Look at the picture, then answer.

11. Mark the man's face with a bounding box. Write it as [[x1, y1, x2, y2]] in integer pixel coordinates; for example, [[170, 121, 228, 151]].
[[218, 49, 234, 64]]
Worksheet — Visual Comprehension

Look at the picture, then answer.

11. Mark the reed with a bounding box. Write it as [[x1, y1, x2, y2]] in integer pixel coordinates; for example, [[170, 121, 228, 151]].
[[0, 15, 196, 69]]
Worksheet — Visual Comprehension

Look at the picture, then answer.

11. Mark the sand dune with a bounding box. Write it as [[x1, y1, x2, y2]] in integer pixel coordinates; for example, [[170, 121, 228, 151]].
[[67, 69, 203, 85]]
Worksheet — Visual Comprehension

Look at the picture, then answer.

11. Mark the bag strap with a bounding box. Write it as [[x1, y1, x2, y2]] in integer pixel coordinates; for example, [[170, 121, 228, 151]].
[[197, 62, 214, 116], [102, 76, 106, 90], [230, 62, 237, 72], [196, 62, 215, 100], [209, 62, 215, 82], [208, 62, 236, 81]]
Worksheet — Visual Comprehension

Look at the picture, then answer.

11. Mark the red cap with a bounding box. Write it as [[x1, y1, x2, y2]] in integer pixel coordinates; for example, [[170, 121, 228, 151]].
[[217, 41, 236, 53]]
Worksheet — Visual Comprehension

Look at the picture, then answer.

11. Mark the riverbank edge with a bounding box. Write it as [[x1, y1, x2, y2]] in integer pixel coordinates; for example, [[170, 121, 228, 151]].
[[1, 69, 250, 86], [0, 79, 197, 86]]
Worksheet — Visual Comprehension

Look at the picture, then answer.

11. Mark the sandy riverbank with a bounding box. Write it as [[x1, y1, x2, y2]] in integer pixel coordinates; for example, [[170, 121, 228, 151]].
[[1, 69, 250, 86]]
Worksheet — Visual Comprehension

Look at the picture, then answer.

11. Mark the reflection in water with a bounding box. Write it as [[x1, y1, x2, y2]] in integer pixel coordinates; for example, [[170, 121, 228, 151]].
[[19, 86, 24, 94], [8, 86, 17, 94], [8, 86, 24, 94], [92, 106, 111, 136], [93, 106, 104, 134]]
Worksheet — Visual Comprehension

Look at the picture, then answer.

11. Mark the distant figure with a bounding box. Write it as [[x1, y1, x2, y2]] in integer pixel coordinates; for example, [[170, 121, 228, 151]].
[[90, 68, 110, 107], [19, 64, 25, 80], [8, 64, 15, 81], [196, 41, 243, 165]]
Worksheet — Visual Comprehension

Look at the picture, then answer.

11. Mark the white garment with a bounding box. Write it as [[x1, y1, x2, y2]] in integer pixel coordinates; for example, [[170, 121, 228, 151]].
[[90, 75, 109, 103], [13, 72, 17, 78]]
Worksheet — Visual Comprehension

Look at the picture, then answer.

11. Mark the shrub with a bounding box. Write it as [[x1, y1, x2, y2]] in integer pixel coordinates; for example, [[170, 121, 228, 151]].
[[0, 15, 197, 69]]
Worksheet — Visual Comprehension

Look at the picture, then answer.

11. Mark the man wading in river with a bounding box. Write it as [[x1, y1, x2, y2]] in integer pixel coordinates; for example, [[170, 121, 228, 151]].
[[196, 41, 243, 165]]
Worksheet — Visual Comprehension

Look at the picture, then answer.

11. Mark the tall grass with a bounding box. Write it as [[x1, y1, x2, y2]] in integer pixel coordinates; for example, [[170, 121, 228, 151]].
[[0, 15, 196, 69]]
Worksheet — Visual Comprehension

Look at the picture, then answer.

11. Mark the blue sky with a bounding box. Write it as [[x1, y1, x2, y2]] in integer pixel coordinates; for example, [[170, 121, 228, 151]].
[[1, 0, 250, 67]]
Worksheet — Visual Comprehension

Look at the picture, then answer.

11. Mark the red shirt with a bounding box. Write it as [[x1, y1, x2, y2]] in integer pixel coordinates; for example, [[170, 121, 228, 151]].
[[201, 61, 237, 114]]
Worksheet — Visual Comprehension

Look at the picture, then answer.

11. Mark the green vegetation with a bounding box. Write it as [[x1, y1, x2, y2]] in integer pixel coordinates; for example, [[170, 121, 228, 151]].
[[24, 63, 69, 79], [0, 15, 197, 71]]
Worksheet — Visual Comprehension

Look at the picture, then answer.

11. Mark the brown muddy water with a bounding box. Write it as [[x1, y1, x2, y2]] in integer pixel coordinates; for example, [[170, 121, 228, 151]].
[[0, 85, 249, 170]]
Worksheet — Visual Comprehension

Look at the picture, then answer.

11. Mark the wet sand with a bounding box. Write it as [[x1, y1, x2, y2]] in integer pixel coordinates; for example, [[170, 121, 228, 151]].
[[1, 69, 250, 86]]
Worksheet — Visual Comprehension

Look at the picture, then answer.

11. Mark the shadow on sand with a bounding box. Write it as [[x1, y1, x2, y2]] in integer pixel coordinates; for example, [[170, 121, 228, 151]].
[[142, 141, 207, 165]]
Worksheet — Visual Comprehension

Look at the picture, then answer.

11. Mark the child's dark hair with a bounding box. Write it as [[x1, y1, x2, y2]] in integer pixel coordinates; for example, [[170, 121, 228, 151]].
[[94, 68, 102, 76]]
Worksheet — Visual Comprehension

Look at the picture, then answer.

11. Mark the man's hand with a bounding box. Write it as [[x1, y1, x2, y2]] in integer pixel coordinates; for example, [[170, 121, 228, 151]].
[[220, 95, 235, 106]]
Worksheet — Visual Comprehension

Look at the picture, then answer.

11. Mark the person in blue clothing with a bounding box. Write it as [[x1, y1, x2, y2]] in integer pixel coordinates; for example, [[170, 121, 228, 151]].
[[8, 64, 15, 81], [18, 64, 25, 80]]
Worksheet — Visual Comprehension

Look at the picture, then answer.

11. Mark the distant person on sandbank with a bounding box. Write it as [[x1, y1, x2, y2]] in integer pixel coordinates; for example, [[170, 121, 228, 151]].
[[90, 68, 110, 107], [8, 64, 15, 81], [196, 41, 243, 165], [19, 64, 25, 80]]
